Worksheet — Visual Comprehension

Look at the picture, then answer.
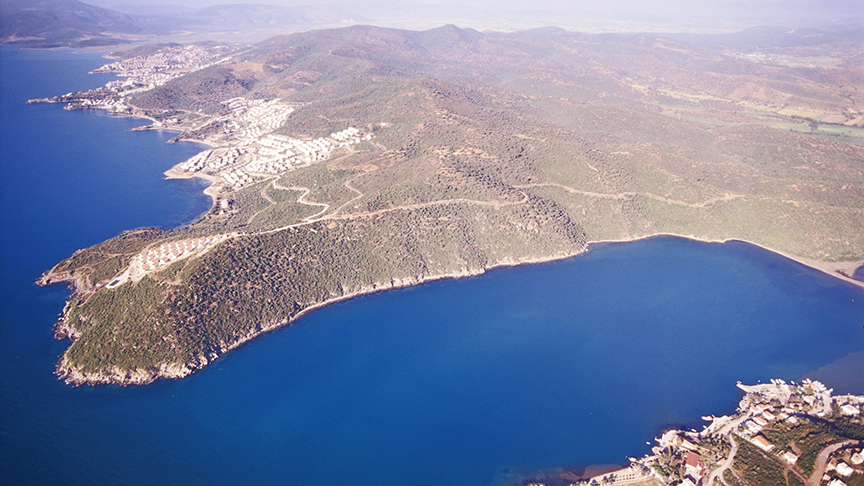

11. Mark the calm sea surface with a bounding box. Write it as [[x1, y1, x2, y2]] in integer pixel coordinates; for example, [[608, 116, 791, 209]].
[[1, 46, 863, 486]]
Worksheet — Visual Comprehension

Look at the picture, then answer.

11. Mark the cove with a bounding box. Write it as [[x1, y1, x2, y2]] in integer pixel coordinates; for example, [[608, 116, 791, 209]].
[[1, 46, 863, 486]]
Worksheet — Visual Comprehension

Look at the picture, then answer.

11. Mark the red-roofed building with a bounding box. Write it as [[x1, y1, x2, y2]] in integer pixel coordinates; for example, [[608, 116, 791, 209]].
[[683, 451, 705, 478], [751, 434, 775, 452]]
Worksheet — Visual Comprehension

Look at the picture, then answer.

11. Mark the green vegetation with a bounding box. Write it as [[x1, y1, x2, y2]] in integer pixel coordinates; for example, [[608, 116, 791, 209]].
[[763, 415, 864, 476], [652, 448, 684, 483], [64, 277, 181, 372], [847, 473, 864, 486], [732, 440, 788, 486], [41, 24, 864, 383], [724, 469, 743, 485], [788, 474, 805, 486], [44, 229, 164, 289], [57, 201, 586, 377], [132, 66, 253, 115]]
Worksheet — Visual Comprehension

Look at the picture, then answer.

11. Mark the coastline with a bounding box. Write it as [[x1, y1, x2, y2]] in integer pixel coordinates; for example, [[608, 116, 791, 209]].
[[177, 233, 862, 374], [163, 166, 221, 207], [513, 379, 864, 486], [584, 234, 864, 290], [30, 53, 864, 386], [51, 249, 583, 386], [47, 229, 864, 387], [9, 35, 864, 486], [121, 129, 864, 293], [68, 103, 225, 214], [41, 139, 864, 386]]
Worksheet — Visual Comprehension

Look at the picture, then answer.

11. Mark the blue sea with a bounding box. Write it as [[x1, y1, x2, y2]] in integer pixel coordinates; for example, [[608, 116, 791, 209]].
[[1, 46, 863, 486]]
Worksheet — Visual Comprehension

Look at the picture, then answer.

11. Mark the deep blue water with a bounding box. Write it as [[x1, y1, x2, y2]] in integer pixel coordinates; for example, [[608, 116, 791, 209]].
[[854, 264, 864, 282], [1, 46, 863, 486]]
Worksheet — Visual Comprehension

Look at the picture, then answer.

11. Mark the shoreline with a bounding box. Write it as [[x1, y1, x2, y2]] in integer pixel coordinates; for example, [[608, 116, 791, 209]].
[[59, 106, 864, 292], [70, 104, 226, 217], [52, 249, 582, 386], [584, 233, 864, 290], [148, 128, 864, 294], [163, 166, 221, 208], [31, 55, 864, 385], [48, 230, 864, 386], [513, 379, 864, 486], [92, 103, 231, 215]]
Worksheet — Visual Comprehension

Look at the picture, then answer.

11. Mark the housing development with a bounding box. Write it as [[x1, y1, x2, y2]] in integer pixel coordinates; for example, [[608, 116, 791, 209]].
[[27, 44, 376, 197], [28, 43, 247, 115], [129, 233, 236, 274], [176, 125, 372, 190]]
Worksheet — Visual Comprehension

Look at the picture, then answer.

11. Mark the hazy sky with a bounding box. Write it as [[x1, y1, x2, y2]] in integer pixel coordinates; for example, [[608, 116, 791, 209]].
[[86, 0, 864, 33]]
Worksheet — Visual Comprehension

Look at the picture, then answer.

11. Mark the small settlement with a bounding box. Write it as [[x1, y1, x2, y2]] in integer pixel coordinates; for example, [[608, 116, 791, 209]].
[[106, 232, 240, 285], [29, 44, 247, 115], [529, 379, 864, 486], [31, 43, 381, 290], [28, 45, 378, 199]]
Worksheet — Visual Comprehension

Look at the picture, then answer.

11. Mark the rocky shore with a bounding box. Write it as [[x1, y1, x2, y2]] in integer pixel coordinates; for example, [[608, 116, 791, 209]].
[[42, 250, 579, 386]]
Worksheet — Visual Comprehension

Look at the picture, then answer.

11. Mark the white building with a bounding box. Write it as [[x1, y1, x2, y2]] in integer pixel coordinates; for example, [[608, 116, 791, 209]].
[[840, 404, 860, 416], [836, 462, 854, 477]]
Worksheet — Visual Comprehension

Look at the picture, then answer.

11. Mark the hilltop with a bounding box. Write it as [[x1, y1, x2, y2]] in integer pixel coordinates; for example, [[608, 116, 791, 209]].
[[35, 24, 864, 385]]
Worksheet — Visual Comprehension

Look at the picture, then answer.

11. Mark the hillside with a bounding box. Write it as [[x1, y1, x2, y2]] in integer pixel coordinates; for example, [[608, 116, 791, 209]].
[[0, 0, 364, 47], [37, 25, 864, 385], [0, 0, 164, 47]]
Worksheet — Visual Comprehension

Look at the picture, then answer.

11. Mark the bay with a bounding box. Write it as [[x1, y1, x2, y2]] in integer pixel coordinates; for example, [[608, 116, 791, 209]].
[[1, 46, 862, 486]]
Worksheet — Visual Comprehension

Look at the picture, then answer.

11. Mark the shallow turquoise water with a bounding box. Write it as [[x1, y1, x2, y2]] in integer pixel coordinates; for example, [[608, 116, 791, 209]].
[[1, 46, 862, 485]]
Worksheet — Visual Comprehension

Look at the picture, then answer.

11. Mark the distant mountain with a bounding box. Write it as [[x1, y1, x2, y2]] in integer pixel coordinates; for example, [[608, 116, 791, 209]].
[[85, 2, 199, 17], [0, 0, 366, 47], [0, 0, 169, 47]]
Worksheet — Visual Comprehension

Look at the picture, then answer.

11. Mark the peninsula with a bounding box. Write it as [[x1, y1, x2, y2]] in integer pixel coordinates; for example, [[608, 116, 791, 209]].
[[35, 25, 864, 385]]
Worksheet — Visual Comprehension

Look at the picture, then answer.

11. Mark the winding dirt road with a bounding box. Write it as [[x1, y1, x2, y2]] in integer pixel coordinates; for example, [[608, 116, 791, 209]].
[[706, 434, 739, 486], [806, 440, 859, 486]]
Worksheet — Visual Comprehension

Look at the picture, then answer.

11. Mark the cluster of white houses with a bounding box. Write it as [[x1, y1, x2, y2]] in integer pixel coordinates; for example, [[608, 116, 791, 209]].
[[67, 97, 131, 114], [130, 234, 234, 273], [178, 147, 250, 173], [31, 43, 379, 201], [221, 169, 254, 188], [92, 44, 244, 89], [240, 128, 372, 178], [175, 122, 374, 188], [222, 98, 297, 140], [29, 43, 245, 117], [732, 380, 862, 486], [734, 379, 861, 445]]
